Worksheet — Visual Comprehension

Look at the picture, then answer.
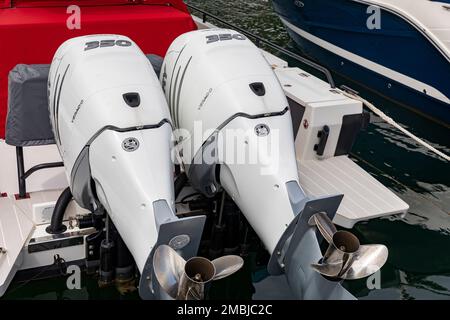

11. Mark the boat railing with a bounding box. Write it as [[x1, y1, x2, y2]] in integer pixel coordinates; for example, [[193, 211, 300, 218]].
[[15, 146, 64, 199], [186, 3, 336, 88]]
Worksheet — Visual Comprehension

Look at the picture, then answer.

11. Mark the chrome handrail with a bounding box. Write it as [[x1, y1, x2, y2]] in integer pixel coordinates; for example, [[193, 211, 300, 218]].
[[186, 3, 336, 88]]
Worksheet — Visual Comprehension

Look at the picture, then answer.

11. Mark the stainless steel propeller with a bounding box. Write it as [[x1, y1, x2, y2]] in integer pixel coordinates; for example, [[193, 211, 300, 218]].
[[308, 212, 388, 280], [153, 244, 244, 300]]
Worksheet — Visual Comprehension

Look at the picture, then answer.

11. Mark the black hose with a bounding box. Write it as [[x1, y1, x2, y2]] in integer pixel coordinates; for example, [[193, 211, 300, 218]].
[[179, 192, 201, 203], [46, 187, 72, 234], [174, 172, 188, 199]]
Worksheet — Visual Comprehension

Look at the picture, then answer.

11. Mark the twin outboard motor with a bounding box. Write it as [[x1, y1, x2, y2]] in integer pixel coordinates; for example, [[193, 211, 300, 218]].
[[48, 32, 386, 300], [162, 29, 388, 299]]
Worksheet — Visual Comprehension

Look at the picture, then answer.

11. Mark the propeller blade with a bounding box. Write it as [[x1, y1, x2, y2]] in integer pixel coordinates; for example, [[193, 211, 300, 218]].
[[308, 212, 337, 243], [212, 255, 244, 280], [341, 244, 388, 280], [186, 287, 203, 300], [311, 261, 344, 278], [153, 244, 186, 299]]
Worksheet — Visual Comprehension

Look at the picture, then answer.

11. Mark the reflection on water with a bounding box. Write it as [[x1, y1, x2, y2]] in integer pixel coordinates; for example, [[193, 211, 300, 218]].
[[3, 0, 449, 301]]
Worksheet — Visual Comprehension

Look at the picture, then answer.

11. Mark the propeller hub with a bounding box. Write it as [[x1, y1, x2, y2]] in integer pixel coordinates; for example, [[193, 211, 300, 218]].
[[331, 231, 360, 254], [184, 257, 216, 284]]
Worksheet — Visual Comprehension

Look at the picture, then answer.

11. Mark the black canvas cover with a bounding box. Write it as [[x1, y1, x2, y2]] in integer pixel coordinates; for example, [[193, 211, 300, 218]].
[[6, 64, 54, 146]]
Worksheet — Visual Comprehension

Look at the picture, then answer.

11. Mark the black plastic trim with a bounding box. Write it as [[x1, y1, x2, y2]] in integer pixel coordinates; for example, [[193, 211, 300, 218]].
[[28, 236, 84, 253], [287, 97, 306, 138], [249, 82, 266, 96], [314, 126, 330, 156], [123, 92, 140, 108], [335, 114, 364, 156]]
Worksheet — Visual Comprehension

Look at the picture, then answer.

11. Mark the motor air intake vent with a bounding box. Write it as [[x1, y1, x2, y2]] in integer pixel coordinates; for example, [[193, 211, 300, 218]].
[[249, 82, 266, 96], [123, 92, 141, 108]]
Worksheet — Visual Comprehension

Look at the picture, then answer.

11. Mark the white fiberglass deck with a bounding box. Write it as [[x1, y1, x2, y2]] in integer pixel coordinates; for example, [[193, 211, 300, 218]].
[[0, 196, 34, 296], [298, 156, 409, 228]]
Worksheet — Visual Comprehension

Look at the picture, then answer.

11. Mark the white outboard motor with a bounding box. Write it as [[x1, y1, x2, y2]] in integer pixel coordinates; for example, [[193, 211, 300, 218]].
[[162, 29, 388, 299], [48, 35, 207, 299]]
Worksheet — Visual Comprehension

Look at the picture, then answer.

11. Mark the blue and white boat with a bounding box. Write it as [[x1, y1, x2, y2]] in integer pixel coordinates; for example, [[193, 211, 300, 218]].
[[272, 0, 450, 125]]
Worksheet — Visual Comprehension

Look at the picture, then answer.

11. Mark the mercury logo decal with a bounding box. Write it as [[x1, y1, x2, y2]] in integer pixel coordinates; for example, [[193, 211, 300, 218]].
[[122, 138, 140, 152], [71, 100, 84, 123], [255, 124, 270, 137], [198, 88, 213, 110]]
